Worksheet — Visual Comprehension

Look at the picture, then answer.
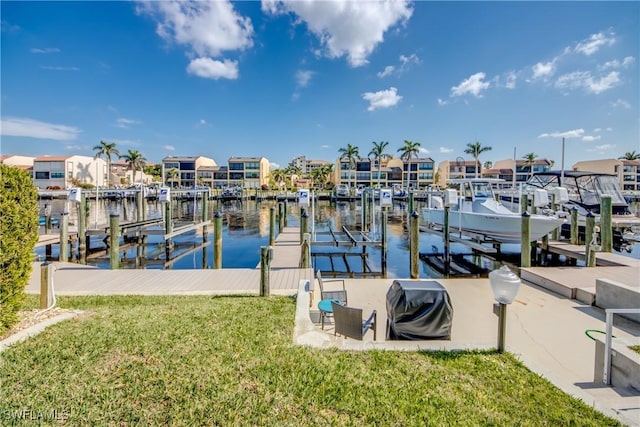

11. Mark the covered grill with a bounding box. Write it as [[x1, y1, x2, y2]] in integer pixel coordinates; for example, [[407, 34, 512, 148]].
[[386, 280, 453, 340]]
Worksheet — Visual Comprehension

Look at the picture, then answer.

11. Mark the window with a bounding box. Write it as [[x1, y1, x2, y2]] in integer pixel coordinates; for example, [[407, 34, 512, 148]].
[[418, 163, 433, 170], [51, 172, 65, 179], [230, 172, 243, 180], [229, 163, 244, 170], [35, 171, 50, 179], [165, 162, 179, 169], [356, 162, 370, 171], [214, 172, 228, 180], [179, 162, 195, 170], [245, 172, 259, 179], [245, 162, 260, 170]]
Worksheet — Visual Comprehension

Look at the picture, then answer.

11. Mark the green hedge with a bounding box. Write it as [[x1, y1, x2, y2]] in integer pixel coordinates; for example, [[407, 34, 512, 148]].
[[0, 165, 39, 334]]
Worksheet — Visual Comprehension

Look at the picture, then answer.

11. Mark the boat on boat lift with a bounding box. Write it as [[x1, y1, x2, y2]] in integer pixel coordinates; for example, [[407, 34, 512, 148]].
[[422, 179, 566, 244]]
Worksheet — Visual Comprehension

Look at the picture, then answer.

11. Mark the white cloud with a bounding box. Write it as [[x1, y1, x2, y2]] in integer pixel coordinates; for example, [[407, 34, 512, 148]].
[[163, 145, 176, 151], [611, 99, 631, 109], [116, 118, 141, 128], [418, 147, 430, 155], [582, 135, 601, 142], [139, 0, 252, 80], [321, 144, 330, 149], [377, 65, 395, 78], [587, 144, 616, 153], [503, 71, 517, 89], [437, 98, 449, 106], [39, 66, 79, 71], [555, 70, 620, 94], [531, 61, 555, 79], [361, 87, 402, 111], [450, 72, 490, 98], [0, 117, 81, 140], [600, 56, 635, 70], [30, 47, 60, 54], [378, 53, 420, 78], [196, 119, 210, 127], [187, 57, 239, 80], [262, 0, 413, 67], [64, 144, 89, 151], [295, 69, 314, 88], [439, 147, 453, 153], [594, 128, 602, 132], [269, 162, 280, 170], [538, 129, 585, 139], [574, 30, 615, 56]]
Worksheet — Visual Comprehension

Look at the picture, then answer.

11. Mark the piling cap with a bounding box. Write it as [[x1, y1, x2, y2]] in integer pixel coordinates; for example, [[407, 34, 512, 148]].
[[489, 266, 521, 304]]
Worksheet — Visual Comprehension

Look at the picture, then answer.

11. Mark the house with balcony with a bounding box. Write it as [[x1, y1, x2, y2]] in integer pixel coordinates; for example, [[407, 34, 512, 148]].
[[486, 158, 553, 183], [227, 157, 270, 189], [573, 158, 640, 192], [33, 155, 107, 189], [162, 156, 217, 188], [289, 155, 330, 175], [333, 156, 408, 189], [436, 160, 482, 186]]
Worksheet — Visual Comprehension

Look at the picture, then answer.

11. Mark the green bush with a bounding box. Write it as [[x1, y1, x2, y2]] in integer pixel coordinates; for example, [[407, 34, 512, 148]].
[[0, 165, 39, 334]]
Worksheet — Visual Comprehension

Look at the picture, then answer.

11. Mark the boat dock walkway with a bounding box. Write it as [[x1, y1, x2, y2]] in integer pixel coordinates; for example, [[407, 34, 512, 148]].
[[522, 242, 639, 305], [27, 226, 312, 296]]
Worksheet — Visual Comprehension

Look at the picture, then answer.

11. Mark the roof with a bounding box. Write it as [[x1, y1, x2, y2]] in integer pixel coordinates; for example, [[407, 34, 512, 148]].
[[536, 170, 616, 178], [34, 155, 73, 161], [228, 156, 264, 162]]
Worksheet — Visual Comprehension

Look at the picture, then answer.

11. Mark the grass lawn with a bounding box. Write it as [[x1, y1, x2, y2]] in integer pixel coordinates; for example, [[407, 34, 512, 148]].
[[1, 295, 620, 426]]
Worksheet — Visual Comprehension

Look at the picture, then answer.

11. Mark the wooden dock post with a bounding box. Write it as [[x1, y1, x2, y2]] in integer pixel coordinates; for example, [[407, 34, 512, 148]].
[[202, 191, 209, 241], [214, 211, 222, 269], [44, 204, 52, 234], [269, 206, 276, 246], [165, 201, 174, 251], [283, 200, 288, 227], [109, 213, 120, 269], [260, 246, 270, 296], [551, 194, 559, 241], [136, 189, 143, 222], [585, 211, 596, 267], [443, 206, 451, 277], [40, 262, 53, 309], [59, 212, 69, 262], [361, 192, 368, 232], [521, 211, 531, 268], [600, 196, 612, 252], [409, 191, 415, 217], [410, 211, 419, 279], [78, 194, 87, 264], [300, 233, 310, 269], [570, 208, 579, 245], [300, 209, 308, 244], [278, 202, 284, 232], [381, 211, 388, 278], [520, 194, 528, 214]]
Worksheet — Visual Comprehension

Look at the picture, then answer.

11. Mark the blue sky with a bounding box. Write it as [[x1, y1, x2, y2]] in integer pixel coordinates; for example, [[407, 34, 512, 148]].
[[1, 1, 638, 170]]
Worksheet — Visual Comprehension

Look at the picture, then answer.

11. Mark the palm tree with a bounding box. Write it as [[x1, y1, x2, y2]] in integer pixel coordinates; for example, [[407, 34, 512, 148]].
[[120, 149, 147, 185], [93, 140, 120, 187], [338, 144, 359, 190], [369, 141, 390, 189], [397, 140, 421, 189], [167, 168, 180, 188], [522, 152, 538, 179], [619, 151, 640, 160], [483, 160, 493, 170], [464, 141, 492, 178], [270, 169, 287, 189]]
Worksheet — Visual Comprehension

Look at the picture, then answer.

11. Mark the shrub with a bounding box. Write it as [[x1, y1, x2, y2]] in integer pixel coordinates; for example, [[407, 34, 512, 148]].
[[0, 165, 39, 334]]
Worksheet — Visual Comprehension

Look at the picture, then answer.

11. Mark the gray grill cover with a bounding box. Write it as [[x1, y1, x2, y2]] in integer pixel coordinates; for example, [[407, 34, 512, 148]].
[[386, 280, 453, 340]]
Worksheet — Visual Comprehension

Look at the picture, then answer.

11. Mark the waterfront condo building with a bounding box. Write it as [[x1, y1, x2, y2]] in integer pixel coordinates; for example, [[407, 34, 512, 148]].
[[573, 158, 640, 192], [162, 156, 217, 188], [32, 155, 107, 189], [333, 156, 434, 189], [483, 158, 553, 183]]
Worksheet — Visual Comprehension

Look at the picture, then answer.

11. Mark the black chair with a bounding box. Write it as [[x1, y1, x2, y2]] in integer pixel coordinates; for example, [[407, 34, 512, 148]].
[[332, 302, 377, 341], [316, 270, 347, 329]]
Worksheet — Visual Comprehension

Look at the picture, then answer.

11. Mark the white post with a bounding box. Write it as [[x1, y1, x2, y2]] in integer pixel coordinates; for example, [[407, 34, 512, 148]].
[[311, 190, 315, 241], [560, 137, 565, 187], [603, 308, 640, 384], [95, 162, 99, 228]]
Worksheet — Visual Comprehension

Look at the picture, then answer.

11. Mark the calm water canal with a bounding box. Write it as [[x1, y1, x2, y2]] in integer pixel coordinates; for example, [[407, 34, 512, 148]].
[[36, 198, 640, 278]]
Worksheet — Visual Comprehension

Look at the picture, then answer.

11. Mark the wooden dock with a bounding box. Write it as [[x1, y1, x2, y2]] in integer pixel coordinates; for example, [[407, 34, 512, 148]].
[[27, 226, 313, 296]]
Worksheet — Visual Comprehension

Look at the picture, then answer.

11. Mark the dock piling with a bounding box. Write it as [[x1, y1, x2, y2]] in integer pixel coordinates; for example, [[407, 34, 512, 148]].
[[40, 262, 53, 309], [59, 212, 69, 262], [300, 209, 308, 244], [300, 233, 310, 269], [410, 211, 419, 279], [443, 206, 451, 277], [109, 213, 120, 269], [586, 212, 596, 267], [260, 246, 271, 296], [600, 196, 612, 252], [269, 206, 276, 246], [381, 211, 388, 278], [521, 211, 531, 268], [214, 211, 222, 269]]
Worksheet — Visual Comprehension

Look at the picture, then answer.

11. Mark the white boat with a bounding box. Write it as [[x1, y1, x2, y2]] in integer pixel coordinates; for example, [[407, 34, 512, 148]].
[[422, 179, 566, 244]]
